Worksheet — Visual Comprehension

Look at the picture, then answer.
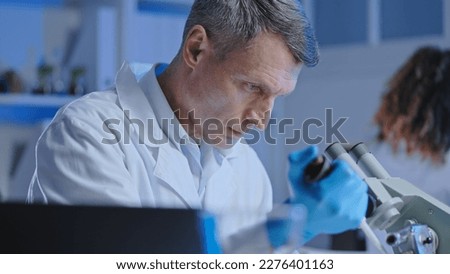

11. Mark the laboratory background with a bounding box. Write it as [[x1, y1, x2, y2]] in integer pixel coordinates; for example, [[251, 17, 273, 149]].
[[0, 0, 449, 251]]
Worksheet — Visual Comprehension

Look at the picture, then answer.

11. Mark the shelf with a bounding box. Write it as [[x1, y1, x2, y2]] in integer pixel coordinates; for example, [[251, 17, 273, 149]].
[[0, 0, 63, 7], [0, 94, 78, 125]]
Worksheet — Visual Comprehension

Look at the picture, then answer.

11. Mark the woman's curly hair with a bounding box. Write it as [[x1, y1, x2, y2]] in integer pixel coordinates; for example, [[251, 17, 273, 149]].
[[375, 46, 450, 164]]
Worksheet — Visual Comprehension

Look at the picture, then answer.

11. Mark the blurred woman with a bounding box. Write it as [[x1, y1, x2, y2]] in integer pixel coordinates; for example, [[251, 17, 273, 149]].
[[372, 46, 450, 205]]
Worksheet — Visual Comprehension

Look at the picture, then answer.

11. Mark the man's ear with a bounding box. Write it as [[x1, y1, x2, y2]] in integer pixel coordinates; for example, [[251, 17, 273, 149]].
[[183, 25, 210, 70]]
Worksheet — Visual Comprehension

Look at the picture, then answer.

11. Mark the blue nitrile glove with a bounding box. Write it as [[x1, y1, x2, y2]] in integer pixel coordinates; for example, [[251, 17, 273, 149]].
[[288, 146, 368, 243], [265, 204, 306, 252]]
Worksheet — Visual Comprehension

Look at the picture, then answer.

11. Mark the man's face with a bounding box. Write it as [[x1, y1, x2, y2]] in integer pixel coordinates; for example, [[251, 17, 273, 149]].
[[184, 32, 302, 147]]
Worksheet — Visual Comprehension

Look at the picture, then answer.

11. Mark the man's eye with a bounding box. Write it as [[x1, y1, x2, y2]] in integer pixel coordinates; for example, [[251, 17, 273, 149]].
[[247, 83, 261, 93]]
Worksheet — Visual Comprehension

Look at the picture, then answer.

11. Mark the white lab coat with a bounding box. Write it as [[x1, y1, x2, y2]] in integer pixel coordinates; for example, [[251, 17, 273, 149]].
[[28, 62, 273, 238]]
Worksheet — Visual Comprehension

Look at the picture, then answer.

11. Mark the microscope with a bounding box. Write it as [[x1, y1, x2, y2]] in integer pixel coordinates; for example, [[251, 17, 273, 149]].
[[315, 142, 450, 254]]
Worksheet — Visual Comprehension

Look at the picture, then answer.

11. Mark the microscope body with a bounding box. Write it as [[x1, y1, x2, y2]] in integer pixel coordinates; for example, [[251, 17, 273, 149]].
[[375, 176, 450, 253], [324, 143, 450, 254]]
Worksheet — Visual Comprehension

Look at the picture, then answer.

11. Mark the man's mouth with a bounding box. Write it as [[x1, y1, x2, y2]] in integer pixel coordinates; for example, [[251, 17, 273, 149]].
[[229, 127, 244, 136]]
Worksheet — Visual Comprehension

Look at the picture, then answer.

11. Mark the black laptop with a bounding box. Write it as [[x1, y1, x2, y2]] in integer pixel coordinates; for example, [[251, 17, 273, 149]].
[[0, 203, 218, 254]]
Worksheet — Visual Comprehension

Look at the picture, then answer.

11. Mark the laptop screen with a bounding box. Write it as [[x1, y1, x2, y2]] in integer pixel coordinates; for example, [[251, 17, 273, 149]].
[[0, 203, 210, 254]]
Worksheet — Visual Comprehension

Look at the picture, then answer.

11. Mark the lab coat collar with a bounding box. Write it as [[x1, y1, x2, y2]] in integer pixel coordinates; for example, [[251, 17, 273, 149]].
[[137, 63, 194, 151], [115, 62, 201, 208], [115, 62, 165, 148]]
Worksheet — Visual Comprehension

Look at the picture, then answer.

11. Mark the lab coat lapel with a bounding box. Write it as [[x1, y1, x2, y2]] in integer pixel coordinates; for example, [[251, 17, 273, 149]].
[[115, 62, 201, 208], [203, 158, 237, 213], [115, 62, 165, 147], [153, 144, 202, 209]]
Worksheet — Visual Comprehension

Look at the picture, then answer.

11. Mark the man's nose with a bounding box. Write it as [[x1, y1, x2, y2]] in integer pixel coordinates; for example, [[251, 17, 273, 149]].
[[256, 110, 271, 130], [249, 97, 275, 130]]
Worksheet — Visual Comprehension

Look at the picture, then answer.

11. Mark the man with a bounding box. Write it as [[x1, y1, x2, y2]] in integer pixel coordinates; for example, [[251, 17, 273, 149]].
[[28, 0, 367, 248]]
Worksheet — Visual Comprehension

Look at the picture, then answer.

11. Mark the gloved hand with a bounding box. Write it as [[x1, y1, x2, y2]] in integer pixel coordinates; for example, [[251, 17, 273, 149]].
[[288, 146, 368, 242]]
